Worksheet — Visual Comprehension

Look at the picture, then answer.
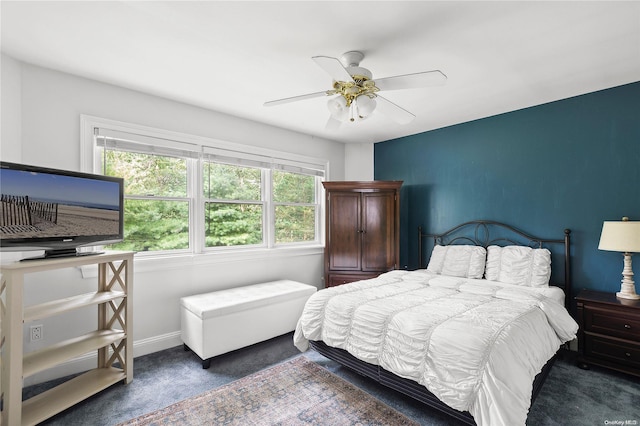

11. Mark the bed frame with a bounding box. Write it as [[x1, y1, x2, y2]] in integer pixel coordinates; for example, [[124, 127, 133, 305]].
[[418, 220, 572, 310], [310, 220, 572, 425]]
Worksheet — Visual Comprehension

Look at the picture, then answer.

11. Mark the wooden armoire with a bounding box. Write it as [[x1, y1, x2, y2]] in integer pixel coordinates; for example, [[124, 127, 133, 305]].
[[322, 181, 402, 287]]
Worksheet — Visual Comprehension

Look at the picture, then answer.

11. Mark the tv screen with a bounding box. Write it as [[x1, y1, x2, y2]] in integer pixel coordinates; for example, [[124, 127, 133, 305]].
[[0, 161, 124, 260]]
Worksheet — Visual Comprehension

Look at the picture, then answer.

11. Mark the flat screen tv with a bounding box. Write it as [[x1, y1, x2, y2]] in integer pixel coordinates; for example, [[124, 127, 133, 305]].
[[0, 161, 124, 260]]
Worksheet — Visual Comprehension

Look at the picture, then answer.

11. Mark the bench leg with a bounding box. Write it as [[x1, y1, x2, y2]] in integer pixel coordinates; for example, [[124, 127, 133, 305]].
[[183, 343, 211, 368]]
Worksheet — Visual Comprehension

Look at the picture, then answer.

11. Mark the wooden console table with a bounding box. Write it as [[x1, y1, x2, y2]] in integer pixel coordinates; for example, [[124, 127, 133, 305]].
[[0, 251, 134, 425]]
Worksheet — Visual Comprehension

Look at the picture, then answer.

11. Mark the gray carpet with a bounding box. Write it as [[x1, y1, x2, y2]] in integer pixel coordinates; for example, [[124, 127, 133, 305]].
[[24, 333, 640, 425]]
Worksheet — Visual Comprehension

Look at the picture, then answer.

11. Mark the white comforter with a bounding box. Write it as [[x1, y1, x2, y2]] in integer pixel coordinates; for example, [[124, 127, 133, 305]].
[[293, 269, 578, 426]]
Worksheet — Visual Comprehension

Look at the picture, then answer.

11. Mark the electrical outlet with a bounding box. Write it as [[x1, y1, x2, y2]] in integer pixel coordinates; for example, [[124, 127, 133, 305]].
[[30, 324, 43, 342]]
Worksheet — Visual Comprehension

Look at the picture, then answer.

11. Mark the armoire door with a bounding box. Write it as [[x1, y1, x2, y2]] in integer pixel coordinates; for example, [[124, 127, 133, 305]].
[[361, 191, 396, 272], [327, 191, 362, 271]]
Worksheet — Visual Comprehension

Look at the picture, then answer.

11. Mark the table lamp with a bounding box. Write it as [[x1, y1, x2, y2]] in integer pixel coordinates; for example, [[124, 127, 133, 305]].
[[598, 217, 640, 300]]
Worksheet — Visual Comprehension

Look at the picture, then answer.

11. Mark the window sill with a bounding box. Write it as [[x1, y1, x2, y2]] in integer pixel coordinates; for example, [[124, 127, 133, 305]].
[[79, 245, 324, 278]]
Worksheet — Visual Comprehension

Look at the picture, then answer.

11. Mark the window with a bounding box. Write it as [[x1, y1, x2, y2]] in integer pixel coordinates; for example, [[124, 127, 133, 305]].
[[84, 117, 326, 256], [272, 170, 317, 244], [104, 149, 191, 252], [203, 162, 263, 248]]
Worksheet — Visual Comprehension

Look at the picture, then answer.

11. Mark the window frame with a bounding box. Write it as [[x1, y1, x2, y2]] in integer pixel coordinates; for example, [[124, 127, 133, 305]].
[[201, 160, 266, 250], [80, 115, 327, 263], [271, 169, 322, 246], [103, 147, 195, 255]]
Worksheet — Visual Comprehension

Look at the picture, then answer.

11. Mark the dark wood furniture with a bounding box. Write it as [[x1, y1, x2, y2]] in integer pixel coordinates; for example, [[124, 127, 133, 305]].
[[322, 181, 401, 287], [310, 220, 572, 425], [576, 289, 640, 377]]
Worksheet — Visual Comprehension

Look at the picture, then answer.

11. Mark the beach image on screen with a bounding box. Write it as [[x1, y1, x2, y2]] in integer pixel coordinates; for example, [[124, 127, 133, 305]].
[[0, 169, 120, 240]]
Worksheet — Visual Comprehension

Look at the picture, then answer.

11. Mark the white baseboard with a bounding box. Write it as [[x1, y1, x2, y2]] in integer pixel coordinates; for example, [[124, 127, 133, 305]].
[[133, 330, 183, 358], [24, 331, 183, 387]]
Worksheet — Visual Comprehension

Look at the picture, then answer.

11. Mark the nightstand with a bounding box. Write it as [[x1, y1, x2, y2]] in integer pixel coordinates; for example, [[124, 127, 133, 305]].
[[576, 289, 640, 377]]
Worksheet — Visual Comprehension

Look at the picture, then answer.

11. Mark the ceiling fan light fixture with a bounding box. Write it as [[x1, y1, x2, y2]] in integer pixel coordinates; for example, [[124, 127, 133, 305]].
[[265, 51, 445, 126], [327, 96, 349, 121], [329, 94, 377, 123], [345, 85, 361, 96], [355, 94, 376, 118]]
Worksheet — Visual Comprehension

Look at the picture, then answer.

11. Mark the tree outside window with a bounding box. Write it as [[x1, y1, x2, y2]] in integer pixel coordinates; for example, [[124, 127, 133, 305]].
[[203, 162, 263, 247], [103, 150, 190, 252], [273, 170, 316, 244], [98, 141, 323, 254]]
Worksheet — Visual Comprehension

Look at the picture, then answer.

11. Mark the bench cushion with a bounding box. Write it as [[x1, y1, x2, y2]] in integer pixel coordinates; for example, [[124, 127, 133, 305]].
[[181, 280, 317, 320]]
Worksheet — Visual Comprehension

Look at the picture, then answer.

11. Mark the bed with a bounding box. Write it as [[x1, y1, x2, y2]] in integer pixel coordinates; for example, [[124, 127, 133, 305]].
[[293, 220, 579, 426]]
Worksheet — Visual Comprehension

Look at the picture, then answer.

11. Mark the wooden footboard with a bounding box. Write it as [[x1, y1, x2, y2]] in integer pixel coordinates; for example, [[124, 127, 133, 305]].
[[310, 340, 558, 425]]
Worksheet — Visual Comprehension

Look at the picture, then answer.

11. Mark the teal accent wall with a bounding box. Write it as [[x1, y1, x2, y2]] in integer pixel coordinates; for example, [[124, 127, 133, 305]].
[[374, 81, 640, 300]]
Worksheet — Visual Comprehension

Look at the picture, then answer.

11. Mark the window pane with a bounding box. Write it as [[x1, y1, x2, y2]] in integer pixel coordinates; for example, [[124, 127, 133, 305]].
[[275, 205, 316, 243], [109, 199, 189, 252], [204, 202, 262, 247], [104, 150, 187, 197], [273, 171, 315, 203], [203, 163, 261, 201]]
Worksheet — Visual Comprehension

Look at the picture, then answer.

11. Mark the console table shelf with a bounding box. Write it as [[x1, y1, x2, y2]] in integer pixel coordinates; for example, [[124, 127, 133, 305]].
[[24, 290, 126, 322], [0, 251, 134, 426], [23, 329, 126, 378], [22, 367, 126, 426]]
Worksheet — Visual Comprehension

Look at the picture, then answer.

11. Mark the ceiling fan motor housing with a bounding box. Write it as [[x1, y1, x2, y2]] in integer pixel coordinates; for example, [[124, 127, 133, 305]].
[[347, 66, 372, 81], [341, 51, 365, 67], [341, 51, 373, 81]]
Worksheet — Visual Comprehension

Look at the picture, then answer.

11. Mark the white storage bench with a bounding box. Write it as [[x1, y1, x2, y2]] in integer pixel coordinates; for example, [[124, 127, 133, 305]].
[[180, 280, 316, 368]]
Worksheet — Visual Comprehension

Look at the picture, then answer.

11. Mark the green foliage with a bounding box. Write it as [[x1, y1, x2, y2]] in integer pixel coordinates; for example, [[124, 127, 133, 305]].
[[273, 170, 314, 203], [104, 149, 318, 251], [105, 150, 189, 252], [205, 203, 262, 247], [110, 199, 189, 252], [275, 205, 315, 243], [105, 150, 187, 197], [273, 171, 316, 243], [203, 162, 261, 200]]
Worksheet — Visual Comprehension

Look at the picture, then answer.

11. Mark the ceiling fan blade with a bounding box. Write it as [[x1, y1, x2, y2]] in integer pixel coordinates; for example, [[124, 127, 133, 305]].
[[263, 90, 328, 107], [312, 56, 354, 83], [374, 70, 447, 91], [375, 95, 416, 124]]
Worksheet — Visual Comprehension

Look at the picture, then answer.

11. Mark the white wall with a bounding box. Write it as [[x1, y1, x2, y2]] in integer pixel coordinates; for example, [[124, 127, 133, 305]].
[[344, 143, 374, 180], [1, 55, 348, 384], [1, 54, 22, 161]]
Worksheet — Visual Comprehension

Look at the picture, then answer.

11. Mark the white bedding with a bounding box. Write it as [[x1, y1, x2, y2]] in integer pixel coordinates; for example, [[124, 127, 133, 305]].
[[293, 269, 578, 426]]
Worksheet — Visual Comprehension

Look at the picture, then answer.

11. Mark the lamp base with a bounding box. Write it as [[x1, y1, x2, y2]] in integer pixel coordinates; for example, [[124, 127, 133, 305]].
[[616, 253, 640, 300], [617, 276, 640, 300], [617, 290, 640, 300]]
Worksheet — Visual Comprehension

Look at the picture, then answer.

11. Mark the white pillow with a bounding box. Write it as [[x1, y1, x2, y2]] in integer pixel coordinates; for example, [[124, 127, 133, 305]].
[[485, 245, 552, 287], [426, 245, 487, 279]]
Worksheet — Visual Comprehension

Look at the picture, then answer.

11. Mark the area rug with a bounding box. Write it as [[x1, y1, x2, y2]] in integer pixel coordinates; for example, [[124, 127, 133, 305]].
[[117, 356, 418, 425]]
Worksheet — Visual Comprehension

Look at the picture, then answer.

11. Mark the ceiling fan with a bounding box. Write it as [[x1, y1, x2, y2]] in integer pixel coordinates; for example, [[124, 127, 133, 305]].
[[264, 51, 447, 129]]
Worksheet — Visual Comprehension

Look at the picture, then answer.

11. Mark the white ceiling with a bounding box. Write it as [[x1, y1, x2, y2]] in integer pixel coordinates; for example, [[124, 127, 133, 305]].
[[2, 1, 639, 144]]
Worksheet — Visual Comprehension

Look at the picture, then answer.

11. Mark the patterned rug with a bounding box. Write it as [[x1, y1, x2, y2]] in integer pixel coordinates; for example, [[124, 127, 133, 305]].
[[117, 356, 418, 425]]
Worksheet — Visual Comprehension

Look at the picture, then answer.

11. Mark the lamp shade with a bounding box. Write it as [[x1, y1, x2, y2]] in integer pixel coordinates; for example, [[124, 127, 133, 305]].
[[355, 95, 376, 118], [598, 220, 640, 253], [327, 96, 348, 121]]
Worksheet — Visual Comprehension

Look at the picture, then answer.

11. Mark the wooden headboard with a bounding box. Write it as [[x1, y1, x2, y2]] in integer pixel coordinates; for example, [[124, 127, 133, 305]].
[[418, 220, 572, 310]]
